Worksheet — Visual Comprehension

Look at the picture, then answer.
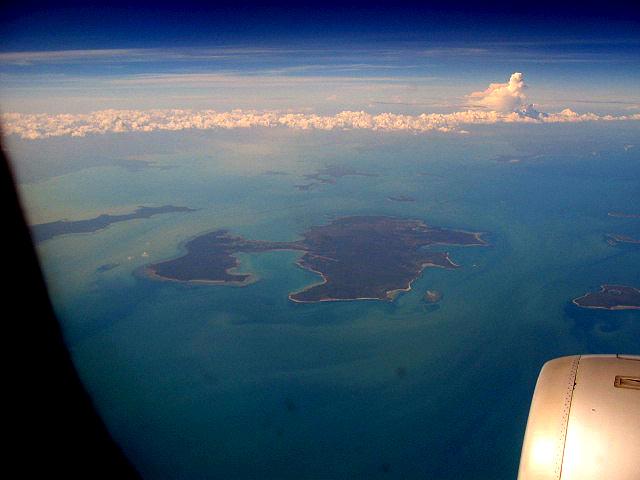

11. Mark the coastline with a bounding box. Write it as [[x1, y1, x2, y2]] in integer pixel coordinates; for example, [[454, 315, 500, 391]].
[[288, 253, 458, 303], [142, 265, 259, 287], [384, 257, 458, 300], [427, 230, 489, 247]]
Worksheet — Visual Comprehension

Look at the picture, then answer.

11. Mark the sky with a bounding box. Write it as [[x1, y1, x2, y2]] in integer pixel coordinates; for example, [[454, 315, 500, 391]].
[[1, 2, 639, 130]]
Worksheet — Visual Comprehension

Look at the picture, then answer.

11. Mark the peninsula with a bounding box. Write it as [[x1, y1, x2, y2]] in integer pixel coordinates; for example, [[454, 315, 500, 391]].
[[573, 285, 640, 310], [31, 205, 195, 244], [146, 216, 487, 302]]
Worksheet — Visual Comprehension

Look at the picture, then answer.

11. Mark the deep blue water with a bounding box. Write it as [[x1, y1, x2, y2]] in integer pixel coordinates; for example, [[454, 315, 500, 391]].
[[9, 123, 640, 479]]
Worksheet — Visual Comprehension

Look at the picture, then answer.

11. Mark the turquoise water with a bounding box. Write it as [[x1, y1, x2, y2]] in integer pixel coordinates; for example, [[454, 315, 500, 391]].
[[9, 124, 640, 479]]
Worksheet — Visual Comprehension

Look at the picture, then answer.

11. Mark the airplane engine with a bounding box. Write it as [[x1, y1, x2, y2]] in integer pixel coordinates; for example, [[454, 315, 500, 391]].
[[518, 354, 640, 480]]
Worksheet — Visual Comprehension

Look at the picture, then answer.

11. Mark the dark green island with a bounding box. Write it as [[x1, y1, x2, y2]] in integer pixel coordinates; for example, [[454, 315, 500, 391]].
[[31, 205, 195, 244], [573, 285, 640, 310], [146, 216, 487, 303]]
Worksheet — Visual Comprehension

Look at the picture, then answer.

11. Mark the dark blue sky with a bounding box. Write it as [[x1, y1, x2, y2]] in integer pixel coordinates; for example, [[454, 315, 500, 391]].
[[2, 1, 639, 51]]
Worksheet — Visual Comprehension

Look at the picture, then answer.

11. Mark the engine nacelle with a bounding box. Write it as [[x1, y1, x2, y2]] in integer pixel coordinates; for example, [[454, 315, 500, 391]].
[[518, 354, 640, 480]]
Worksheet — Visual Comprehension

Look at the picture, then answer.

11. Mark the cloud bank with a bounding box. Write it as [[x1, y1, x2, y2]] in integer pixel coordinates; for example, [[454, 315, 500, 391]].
[[3, 108, 638, 140], [2, 73, 638, 140]]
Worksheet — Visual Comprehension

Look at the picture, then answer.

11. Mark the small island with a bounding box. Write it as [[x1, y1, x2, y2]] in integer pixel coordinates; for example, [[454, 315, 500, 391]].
[[423, 290, 443, 304], [294, 183, 317, 192], [31, 205, 195, 244], [146, 216, 487, 303], [605, 233, 640, 246], [573, 285, 640, 310], [295, 165, 377, 191], [387, 195, 416, 203], [608, 212, 640, 219], [97, 263, 119, 273], [493, 154, 541, 164]]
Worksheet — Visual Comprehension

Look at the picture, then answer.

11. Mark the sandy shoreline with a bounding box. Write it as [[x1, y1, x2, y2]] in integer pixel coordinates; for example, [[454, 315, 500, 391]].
[[288, 253, 458, 303], [143, 266, 258, 287], [571, 298, 640, 310], [572, 284, 640, 310]]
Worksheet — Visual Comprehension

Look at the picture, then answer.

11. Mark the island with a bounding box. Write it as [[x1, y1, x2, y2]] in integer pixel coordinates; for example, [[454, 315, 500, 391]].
[[605, 233, 640, 246], [295, 165, 377, 191], [495, 157, 521, 164], [97, 263, 119, 273], [493, 154, 541, 164], [387, 195, 416, 203], [573, 285, 640, 310], [146, 216, 487, 302], [423, 290, 443, 304], [294, 183, 317, 192], [608, 212, 640, 219], [31, 205, 195, 244], [112, 159, 174, 172]]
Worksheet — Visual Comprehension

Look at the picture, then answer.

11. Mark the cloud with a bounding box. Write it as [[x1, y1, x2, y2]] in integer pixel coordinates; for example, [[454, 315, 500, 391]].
[[2, 72, 638, 139], [0, 49, 142, 66], [0, 48, 302, 66], [2, 108, 638, 140], [469, 72, 528, 112]]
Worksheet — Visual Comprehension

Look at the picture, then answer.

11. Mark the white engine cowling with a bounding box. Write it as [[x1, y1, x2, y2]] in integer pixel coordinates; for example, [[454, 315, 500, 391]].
[[518, 354, 640, 480]]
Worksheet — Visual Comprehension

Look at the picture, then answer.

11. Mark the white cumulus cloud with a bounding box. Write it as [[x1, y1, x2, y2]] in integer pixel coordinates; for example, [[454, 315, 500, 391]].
[[469, 72, 528, 112]]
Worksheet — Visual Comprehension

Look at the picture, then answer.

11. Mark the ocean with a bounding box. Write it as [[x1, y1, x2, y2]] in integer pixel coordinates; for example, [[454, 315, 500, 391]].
[[7, 122, 640, 479]]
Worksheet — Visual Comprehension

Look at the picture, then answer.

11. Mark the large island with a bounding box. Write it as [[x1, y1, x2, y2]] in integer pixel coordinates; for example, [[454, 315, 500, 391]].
[[146, 216, 487, 302], [573, 285, 640, 310]]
